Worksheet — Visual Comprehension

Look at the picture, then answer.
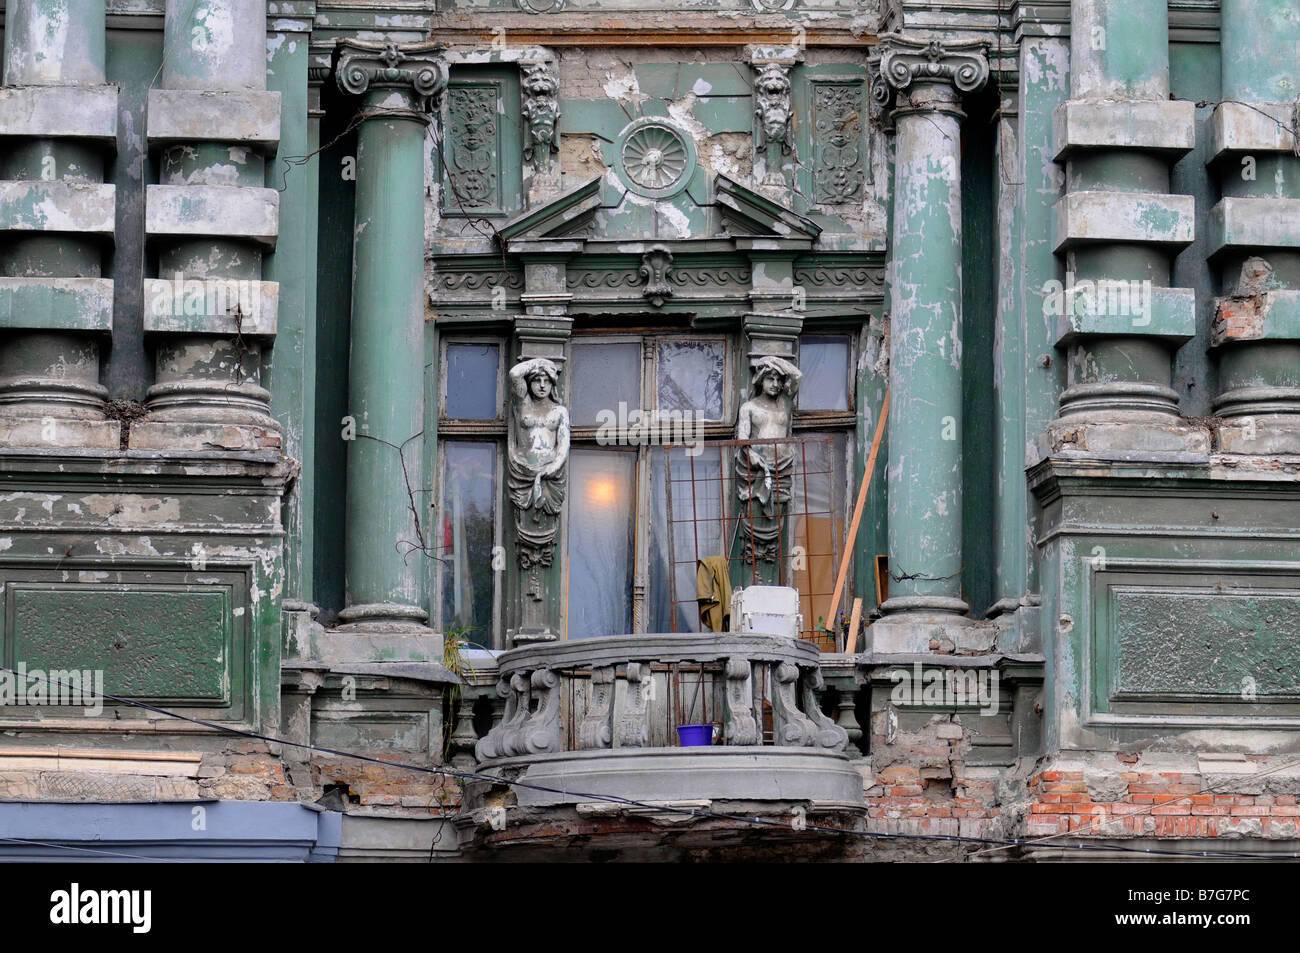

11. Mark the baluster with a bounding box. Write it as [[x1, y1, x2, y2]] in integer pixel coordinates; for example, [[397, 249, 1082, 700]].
[[801, 668, 849, 752], [723, 658, 760, 745], [616, 662, 651, 747], [475, 675, 524, 761], [518, 668, 563, 754], [772, 661, 818, 746], [578, 666, 616, 749], [449, 687, 480, 769]]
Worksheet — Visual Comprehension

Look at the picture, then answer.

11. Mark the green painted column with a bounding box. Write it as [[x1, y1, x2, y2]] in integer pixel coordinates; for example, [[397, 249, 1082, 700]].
[[335, 40, 446, 630], [0, 0, 118, 449], [1048, 0, 1200, 451], [1211, 0, 1300, 453], [132, 0, 282, 451], [874, 36, 988, 646]]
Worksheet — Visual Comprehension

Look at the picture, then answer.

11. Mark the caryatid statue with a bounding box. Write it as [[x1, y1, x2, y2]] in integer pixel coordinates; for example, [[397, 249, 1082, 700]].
[[507, 357, 570, 621], [734, 355, 802, 566]]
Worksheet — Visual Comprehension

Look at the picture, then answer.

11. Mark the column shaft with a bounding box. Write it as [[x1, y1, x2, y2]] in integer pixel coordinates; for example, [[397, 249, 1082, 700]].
[[334, 40, 446, 629], [885, 90, 966, 614], [874, 36, 989, 635]]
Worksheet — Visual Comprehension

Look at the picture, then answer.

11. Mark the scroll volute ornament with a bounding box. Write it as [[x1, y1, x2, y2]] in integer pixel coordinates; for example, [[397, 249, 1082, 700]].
[[335, 38, 448, 106], [876, 34, 990, 99]]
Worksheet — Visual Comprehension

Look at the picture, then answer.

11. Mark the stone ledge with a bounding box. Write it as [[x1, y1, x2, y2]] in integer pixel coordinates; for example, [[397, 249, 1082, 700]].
[[1054, 190, 1195, 251], [1056, 284, 1196, 343], [1053, 99, 1195, 159], [1213, 289, 1300, 345], [0, 180, 115, 234], [0, 417, 120, 451], [0, 84, 118, 142], [0, 277, 114, 332], [144, 184, 279, 246], [1209, 197, 1300, 257], [142, 277, 278, 336], [146, 88, 281, 151], [1208, 101, 1299, 160], [475, 746, 866, 807]]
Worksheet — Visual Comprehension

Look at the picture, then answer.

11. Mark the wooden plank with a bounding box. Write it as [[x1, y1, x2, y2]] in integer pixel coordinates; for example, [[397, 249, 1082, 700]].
[[824, 387, 889, 634], [845, 597, 864, 654]]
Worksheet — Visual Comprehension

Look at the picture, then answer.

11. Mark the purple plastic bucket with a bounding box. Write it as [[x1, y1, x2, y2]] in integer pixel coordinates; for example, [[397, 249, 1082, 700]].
[[676, 724, 714, 747]]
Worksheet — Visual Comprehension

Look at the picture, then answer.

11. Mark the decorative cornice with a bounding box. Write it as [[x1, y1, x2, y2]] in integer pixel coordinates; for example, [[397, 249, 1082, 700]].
[[877, 34, 990, 97], [335, 38, 447, 102]]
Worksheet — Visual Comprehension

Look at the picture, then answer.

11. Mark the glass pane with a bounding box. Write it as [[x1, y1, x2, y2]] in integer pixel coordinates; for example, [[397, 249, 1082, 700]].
[[566, 449, 636, 638], [649, 447, 726, 632], [657, 339, 724, 420], [439, 442, 498, 646], [569, 341, 640, 426], [788, 433, 847, 647], [797, 334, 851, 412], [445, 343, 500, 420]]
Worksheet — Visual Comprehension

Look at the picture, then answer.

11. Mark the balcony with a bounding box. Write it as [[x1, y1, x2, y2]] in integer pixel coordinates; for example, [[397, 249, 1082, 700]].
[[454, 632, 866, 855]]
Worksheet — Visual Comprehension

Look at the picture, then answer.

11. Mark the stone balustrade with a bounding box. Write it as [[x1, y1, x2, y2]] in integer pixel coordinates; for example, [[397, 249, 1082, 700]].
[[471, 633, 849, 763]]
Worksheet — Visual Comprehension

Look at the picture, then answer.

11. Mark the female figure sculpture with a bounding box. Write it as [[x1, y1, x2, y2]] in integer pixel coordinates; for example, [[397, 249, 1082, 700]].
[[734, 355, 802, 564], [507, 357, 569, 579]]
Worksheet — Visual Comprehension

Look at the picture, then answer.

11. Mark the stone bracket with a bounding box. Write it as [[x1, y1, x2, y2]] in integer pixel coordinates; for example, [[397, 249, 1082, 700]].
[[0, 84, 118, 143], [1054, 190, 1195, 251], [146, 89, 282, 153], [145, 184, 280, 246], [142, 277, 279, 336], [1209, 197, 1300, 257], [0, 180, 115, 234], [0, 278, 114, 332], [1053, 99, 1195, 160], [1208, 101, 1300, 161]]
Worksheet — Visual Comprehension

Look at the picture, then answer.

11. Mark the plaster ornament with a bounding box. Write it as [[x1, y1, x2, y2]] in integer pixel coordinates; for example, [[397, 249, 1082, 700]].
[[734, 355, 802, 563], [754, 62, 794, 155], [507, 358, 569, 572], [521, 62, 560, 165]]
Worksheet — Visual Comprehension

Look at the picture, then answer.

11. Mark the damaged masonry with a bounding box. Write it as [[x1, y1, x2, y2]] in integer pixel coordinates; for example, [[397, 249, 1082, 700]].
[[0, 0, 1297, 864]]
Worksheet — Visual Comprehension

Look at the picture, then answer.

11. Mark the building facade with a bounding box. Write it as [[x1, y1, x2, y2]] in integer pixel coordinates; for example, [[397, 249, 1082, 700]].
[[0, 0, 1297, 861]]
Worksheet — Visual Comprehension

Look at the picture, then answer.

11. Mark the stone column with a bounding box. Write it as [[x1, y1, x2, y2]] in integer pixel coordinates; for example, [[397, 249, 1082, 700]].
[[132, 0, 283, 451], [1046, 0, 1202, 454], [1210, 0, 1300, 454], [873, 36, 987, 650], [335, 40, 446, 632], [0, 0, 118, 448]]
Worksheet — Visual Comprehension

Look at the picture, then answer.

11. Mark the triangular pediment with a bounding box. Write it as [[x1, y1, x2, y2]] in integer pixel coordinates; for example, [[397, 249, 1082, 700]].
[[714, 175, 822, 242], [498, 176, 602, 246]]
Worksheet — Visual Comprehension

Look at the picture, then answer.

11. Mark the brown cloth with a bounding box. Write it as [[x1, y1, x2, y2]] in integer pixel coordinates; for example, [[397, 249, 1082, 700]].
[[696, 556, 732, 632]]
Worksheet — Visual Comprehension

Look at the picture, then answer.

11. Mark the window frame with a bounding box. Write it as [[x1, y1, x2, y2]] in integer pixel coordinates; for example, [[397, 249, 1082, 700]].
[[433, 437, 504, 650], [439, 335, 507, 431]]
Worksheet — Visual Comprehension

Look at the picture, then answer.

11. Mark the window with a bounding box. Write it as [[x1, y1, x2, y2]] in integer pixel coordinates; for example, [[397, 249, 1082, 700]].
[[562, 333, 729, 639], [443, 342, 502, 420], [796, 333, 853, 413], [435, 337, 505, 648]]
